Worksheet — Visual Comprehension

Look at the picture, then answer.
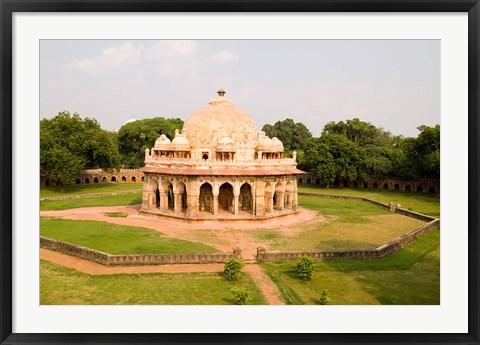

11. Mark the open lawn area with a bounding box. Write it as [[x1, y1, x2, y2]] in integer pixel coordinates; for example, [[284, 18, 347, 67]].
[[40, 260, 266, 305], [40, 192, 142, 211], [40, 183, 143, 198], [248, 196, 426, 251], [262, 229, 440, 305], [41, 218, 218, 254], [298, 185, 440, 218]]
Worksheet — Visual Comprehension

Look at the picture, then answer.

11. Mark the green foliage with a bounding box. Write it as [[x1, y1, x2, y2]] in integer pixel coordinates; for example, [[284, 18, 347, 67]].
[[224, 258, 244, 281], [318, 289, 330, 305], [40, 112, 121, 189], [296, 256, 314, 281], [117, 117, 184, 168], [231, 287, 249, 305], [262, 118, 312, 152]]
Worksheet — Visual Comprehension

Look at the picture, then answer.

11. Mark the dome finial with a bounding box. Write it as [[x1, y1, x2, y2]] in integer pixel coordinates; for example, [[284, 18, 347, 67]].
[[217, 88, 226, 96]]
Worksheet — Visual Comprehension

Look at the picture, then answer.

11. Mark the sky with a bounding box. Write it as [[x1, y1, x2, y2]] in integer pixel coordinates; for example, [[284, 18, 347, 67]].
[[40, 39, 440, 137]]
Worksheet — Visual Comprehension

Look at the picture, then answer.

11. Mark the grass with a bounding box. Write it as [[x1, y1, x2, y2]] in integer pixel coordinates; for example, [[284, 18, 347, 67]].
[[40, 183, 143, 198], [298, 185, 440, 218], [40, 260, 267, 305], [248, 196, 426, 251], [261, 229, 440, 305], [104, 212, 128, 218], [40, 192, 142, 211], [41, 217, 218, 254]]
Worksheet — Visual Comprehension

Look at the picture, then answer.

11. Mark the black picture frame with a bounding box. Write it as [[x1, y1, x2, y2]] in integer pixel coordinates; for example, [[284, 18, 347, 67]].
[[1, 1, 479, 344]]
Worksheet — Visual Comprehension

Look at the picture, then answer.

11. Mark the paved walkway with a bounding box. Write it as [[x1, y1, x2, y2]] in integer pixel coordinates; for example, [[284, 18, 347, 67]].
[[41, 248, 285, 305]]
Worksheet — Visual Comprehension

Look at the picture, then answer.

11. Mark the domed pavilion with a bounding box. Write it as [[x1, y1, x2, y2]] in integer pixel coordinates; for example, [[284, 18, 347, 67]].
[[140, 89, 304, 220]]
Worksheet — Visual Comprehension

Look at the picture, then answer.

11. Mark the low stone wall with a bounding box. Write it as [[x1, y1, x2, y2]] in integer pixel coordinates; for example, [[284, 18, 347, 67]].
[[41, 236, 241, 266], [257, 219, 440, 262], [41, 189, 141, 201]]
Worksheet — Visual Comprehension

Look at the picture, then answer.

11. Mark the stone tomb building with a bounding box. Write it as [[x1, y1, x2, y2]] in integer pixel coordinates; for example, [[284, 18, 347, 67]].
[[140, 89, 304, 220]]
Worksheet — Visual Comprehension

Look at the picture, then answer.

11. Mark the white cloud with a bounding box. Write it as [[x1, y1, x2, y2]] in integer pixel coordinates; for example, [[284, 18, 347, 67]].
[[67, 42, 143, 74], [211, 73, 234, 85], [209, 50, 239, 64], [145, 40, 199, 60]]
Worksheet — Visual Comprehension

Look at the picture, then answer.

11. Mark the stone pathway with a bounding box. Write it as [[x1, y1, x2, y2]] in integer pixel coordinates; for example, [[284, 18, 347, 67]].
[[41, 248, 285, 305]]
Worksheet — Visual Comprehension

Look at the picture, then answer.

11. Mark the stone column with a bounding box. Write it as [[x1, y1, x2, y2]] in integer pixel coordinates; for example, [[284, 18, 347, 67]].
[[159, 190, 169, 212], [233, 193, 239, 215], [276, 192, 285, 211], [174, 193, 183, 214], [142, 188, 151, 209], [285, 191, 293, 209], [186, 194, 199, 218], [213, 193, 219, 215], [264, 192, 272, 212]]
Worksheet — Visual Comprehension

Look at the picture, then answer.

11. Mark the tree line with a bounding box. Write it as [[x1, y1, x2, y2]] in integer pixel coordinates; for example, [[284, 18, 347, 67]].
[[40, 111, 439, 190]]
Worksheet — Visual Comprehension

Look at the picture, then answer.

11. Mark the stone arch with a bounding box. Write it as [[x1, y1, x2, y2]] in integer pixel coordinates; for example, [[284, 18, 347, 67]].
[[76, 178, 81, 185], [274, 182, 285, 210], [162, 181, 174, 210], [394, 183, 400, 190], [175, 181, 188, 211], [315, 179, 320, 185], [383, 183, 389, 189], [264, 181, 276, 213], [45, 180, 50, 187], [148, 177, 160, 209], [94, 177, 99, 183], [428, 186, 436, 193], [218, 182, 234, 213], [132, 176, 136, 182], [239, 183, 253, 213], [363, 182, 368, 188], [111, 176, 117, 182], [85, 178, 90, 184], [298, 178, 303, 184], [307, 178, 311, 184], [102, 177, 107, 183], [405, 184, 411, 191], [121, 176, 126, 182], [199, 182, 214, 214], [285, 181, 294, 209], [417, 185, 424, 192], [372, 182, 378, 189]]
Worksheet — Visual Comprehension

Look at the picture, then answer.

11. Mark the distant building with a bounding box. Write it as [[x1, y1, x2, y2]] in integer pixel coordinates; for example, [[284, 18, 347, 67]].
[[140, 89, 304, 220]]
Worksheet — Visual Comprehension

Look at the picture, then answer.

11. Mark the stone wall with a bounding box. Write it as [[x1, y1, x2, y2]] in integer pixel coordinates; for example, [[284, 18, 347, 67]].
[[41, 189, 141, 202], [41, 236, 242, 266], [297, 173, 440, 194], [41, 169, 145, 187], [257, 219, 440, 262]]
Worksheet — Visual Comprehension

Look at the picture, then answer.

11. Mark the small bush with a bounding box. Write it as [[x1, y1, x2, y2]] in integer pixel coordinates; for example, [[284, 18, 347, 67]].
[[296, 256, 314, 281], [224, 258, 244, 281], [319, 289, 330, 305], [231, 287, 249, 305]]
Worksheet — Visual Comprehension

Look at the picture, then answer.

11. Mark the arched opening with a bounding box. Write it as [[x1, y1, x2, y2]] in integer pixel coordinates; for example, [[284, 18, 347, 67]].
[[76, 178, 81, 185], [141, 176, 144, 182], [274, 182, 284, 210], [199, 183, 213, 214], [218, 183, 234, 213], [131, 177, 136, 182], [111, 176, 117, 182], [316, 179, 320, 185], [202, 153, 209, 160], [121, 176, 126, 182], [298, 178, 303, 184], [102, 177, 107, 183], [373, 182, 378, 189], [85, 178, 90, 184], [155, 188, 160, 208], [394, 183, 400, 190], [239, 183, 253, 213], [45, 180, 50, 187], [94, 177, 98, 183], [363, 182, 368, 188], [307, 178, 311, 184], [405, 184, 411, 191], [428, 186, 436, 193], [167, 183, 174, 210], [417, 185, 424, 192], [383, 183, 389, 189]]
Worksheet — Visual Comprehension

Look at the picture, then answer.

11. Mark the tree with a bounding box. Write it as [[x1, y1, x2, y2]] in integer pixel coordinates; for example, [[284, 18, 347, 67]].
[[40, 112, 121, 190], [296, 256, 314, 281], [262, 118, 312, 152], [224, 259, 244, 281], [322, 118, 378, 147], [117, 117, 184, 168]]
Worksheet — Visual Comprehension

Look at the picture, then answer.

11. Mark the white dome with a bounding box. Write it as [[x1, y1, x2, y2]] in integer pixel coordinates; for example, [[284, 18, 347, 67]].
[[154, 134, 171, 148]]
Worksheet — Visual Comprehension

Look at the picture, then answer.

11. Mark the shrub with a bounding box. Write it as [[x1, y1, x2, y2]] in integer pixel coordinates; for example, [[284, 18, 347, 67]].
[[231, 287, 249, 305], [319, 289, 330, 305], [224, 258, 244, 281], [296, 256, 314, 281]]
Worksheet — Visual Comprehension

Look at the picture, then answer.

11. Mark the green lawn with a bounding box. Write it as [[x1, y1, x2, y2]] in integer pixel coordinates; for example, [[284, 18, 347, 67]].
[[261, 229, 440, 305], [40, 192, 142, 211], [41, 218, 218, 254], [40, 260, 267, 305], [248, 196, 426, 251], [298, 185, 440, 218], [41, 183, 143, 198]]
